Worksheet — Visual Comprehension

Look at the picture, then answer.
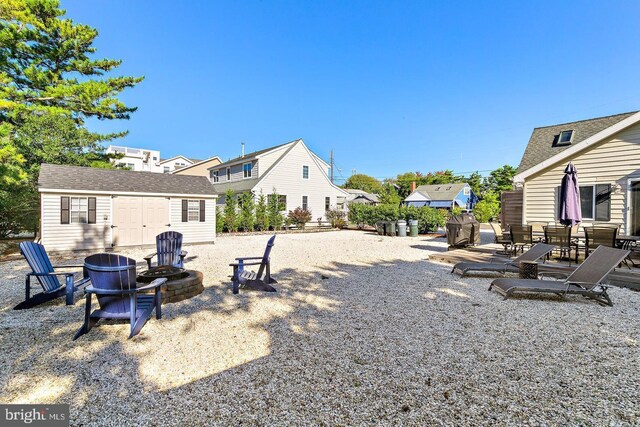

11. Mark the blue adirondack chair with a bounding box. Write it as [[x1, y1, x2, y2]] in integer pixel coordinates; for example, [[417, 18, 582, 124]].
[[143, 231, 188, 269], [74, 253, 167, 340], [16, 241, 90, 310], [230, 235, 277, 294]]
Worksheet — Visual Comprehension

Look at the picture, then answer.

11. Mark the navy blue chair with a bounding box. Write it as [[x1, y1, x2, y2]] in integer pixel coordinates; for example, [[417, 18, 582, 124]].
[[16, 241, 90, 310], [144, 231, 187, 269], [74, 253, 166, 340], [230, 235, 277, 294]]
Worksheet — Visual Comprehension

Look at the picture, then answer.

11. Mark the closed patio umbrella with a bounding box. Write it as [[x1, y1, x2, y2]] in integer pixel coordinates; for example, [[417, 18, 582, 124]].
[[558, 163, 581, 226]]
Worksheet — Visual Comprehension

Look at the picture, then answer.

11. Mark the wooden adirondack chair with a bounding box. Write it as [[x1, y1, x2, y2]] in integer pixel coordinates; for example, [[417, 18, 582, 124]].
[[144, 231, 188, 269], [15, 241, 90, 310], [230, 235, 277, 294], [74, 253, 166, 340]]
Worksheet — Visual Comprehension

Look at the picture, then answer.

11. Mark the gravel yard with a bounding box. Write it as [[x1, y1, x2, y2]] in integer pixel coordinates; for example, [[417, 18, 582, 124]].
[[1, 230, 639, 426]]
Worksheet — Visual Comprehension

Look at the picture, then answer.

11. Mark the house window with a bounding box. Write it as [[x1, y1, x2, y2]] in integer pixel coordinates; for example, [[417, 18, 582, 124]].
[[463, 187, 470, 196], [559, 130, 574, 144], [188, 200, 200, 222], [325, 197, 331, 211], [226, 168, 231, 181], [302, 196, 308, 210], [70, 197, 88, 224], [337, 196, 346, 210], [163, 166, 170, 173], [152, 156, 157, 161], [302, 165, 309, 179], [243, 163, 253, 178], [268, 194, 287, 210], [211, 170, 219, 182], [578, 184, 612, 221]]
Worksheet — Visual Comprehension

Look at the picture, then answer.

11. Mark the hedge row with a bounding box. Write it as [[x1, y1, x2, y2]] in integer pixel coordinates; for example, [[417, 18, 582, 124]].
[[347, 204, 447, 233]]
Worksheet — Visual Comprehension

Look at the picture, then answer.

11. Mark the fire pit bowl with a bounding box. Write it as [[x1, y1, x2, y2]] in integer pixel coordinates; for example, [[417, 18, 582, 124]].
[[137, 266, 204, 304]]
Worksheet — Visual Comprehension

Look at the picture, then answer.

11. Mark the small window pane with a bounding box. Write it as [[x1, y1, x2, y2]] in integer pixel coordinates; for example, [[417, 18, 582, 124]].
[[325, 197, 331, 211], [243, 163, 252, 178], [559, 130, 573, 143], [302, 196, 308, 210], [580, 186, 594, 219], [188, 200, 200, 222], [303, 166, 309, 179]]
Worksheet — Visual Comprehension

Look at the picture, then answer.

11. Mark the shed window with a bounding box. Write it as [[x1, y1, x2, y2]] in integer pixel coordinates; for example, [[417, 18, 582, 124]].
[[302, 165, 309, 179], [243, 163, 253, 178], [559, 130, 573, 144], [188, 200, 200, 222], [70, 197, 88, 224]]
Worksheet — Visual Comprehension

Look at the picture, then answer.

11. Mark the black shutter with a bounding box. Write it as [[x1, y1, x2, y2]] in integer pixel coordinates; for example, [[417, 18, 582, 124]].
[[182, 200, 188, 222], [199, 200, 205, 222], [61, 197, 70, 224], [88, 197, 96, 224], [595, 184, 611, 221]]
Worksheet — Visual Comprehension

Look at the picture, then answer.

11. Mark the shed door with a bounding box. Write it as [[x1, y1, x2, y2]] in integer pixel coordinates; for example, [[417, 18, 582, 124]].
[[143, 197, 170, 244], [112, 197, 169, 247], [113, 197, 144, 247]]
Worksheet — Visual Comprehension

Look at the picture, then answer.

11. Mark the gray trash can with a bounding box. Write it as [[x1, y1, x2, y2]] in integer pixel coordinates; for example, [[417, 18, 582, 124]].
[[384, 221, 396, 236], [375, 221, 385, 235], [409, 219, 419, 237], [397, 220, 407, 237]]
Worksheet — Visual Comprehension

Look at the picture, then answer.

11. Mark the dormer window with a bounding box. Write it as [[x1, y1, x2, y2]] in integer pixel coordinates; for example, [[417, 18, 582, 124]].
[[557, 130, 574, 145], [226, 168, 231, 181], [211, 170, 219, 183], [243, 162, 252, 178]]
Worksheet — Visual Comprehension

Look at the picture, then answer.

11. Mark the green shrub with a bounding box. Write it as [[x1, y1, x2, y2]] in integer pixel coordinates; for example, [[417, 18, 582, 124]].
[[325, 208, 346, 228], [399, 205, 446, 233], [216, 206, 224, 233], [288, 207, 312, 229], [255, 194, 269, 231], [473, 191, 500, 222], [223, 189, 238, 232]]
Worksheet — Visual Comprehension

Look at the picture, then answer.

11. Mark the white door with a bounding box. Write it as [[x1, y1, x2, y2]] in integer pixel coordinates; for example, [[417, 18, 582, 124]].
[[112, 197, 144, 247], [143, 197, 170, 245]]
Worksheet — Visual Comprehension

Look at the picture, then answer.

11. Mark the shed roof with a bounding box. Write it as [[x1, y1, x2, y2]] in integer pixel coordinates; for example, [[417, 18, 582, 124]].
[[38, 164, 216, 196], [517, 111, 637, 174]]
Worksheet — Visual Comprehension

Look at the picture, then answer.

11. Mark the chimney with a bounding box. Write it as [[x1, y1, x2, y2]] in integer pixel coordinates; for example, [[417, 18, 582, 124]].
[[241, 142, 245, 158], [411, 181, 416, 192]]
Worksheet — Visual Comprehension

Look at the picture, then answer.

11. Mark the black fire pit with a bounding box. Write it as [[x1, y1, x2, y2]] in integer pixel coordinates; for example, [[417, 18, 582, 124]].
[[138, 266, 188, 283], [137, 266, 204, 304]]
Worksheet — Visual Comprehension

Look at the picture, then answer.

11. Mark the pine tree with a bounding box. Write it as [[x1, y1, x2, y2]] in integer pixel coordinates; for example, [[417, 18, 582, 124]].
[[255, 193, 269, 231]]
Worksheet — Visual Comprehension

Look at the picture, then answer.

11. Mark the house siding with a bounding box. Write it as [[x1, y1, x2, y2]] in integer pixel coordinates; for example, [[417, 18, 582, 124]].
[[170, 198, 216, 244], [254, 142, 348, 221], [523, 121, 640, 233], [172, 159, 222, 177], [41, 193, 112, 251]]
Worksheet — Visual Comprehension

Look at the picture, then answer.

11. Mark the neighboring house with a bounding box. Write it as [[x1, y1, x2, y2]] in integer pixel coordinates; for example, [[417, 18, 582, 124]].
[[106, 145, 162, 172], [208, 139, 349, 220], [159, 155, 199, 173], [172, 156, 222, 177], [38, 164, 217, 251], [513, 110, 640, 234], [344, 189, 380, 205], [106, 145, 200, 173], [404, 183, 477, 210]]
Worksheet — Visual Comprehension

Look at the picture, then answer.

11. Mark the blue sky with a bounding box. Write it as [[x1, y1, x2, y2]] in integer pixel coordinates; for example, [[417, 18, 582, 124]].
[[64, 1, 640, 183]]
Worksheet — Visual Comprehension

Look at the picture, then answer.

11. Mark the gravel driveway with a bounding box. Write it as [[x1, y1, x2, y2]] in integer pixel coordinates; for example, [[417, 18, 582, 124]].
[[0, 230, 638, 426]]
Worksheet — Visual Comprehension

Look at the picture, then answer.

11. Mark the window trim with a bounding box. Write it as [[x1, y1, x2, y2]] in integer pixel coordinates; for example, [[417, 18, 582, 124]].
[[580, 184, 596, 221], [302, 195, 308, 211], [325, 196, 331, 211], [187, 199, 201, 222], [70, 196, 89, 224], [556, 130, 574, 146], [302, 165, 309, 180], [211, 170, 219, 182], [243, 162, 253, 179]]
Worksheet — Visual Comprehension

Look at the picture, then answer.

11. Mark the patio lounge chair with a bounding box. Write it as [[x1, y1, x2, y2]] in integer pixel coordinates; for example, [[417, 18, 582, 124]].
[[452, 243, 555, 277], [488, 245, 629, 306], [230, 235, 277, 294], [144, 231, 187, 269], [74, 253, 166, 340], [15, 241, 90, 309]]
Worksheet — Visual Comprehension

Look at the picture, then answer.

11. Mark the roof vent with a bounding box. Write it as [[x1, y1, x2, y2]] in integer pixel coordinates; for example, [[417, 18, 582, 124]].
[[555, 130, 574, 146]]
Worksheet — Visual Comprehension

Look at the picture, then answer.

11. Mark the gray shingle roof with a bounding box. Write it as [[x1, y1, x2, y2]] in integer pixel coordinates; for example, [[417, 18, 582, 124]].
[[211, 178, 261, 194], [38, 164, 216, 196], [413, 183, 468, 201], [517, 111, 637, 174], [212, 140, 299, 169]]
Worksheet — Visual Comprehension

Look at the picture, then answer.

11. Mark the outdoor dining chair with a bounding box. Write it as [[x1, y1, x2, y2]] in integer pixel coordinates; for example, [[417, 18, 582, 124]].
[[544, 225, 576, 265], [584, 226, 618, 258], [509, 224, 533, 256], [489, 221, 511, 255]]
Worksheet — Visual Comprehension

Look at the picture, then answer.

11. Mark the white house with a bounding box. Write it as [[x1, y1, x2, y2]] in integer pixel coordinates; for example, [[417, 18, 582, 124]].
[[38, 164, 217, 251], [208, 139, 349, 220], [105, 145, 199, 173]]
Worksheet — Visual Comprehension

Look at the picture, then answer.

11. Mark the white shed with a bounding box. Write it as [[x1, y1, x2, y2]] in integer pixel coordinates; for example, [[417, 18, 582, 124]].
[[38, 164, 217, 252]]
